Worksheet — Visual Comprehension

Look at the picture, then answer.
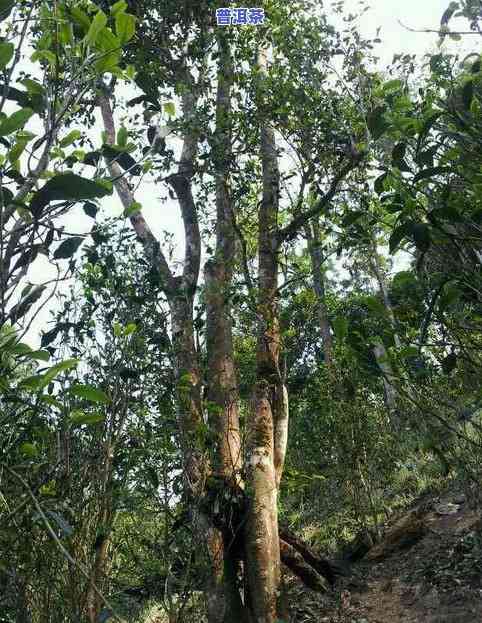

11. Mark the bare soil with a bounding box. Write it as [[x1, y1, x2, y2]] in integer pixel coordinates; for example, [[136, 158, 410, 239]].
[[286, 491, 482, 623]]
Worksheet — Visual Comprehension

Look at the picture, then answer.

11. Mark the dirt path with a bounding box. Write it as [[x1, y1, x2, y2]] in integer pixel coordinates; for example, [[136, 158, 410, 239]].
[[287, 493, 482, 623]]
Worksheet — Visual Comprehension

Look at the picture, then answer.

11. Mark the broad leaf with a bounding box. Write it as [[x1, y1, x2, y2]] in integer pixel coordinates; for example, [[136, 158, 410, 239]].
[[85, 10, 107, 46], [117, 126, 128, 147], [41, 326, 61, 348], [413, 166, 452, 183], [0, 42, 14, 68], [410, 222, 431, 252], [111, 0, 128, 16], [462, 80, 474, 110], [164, 102, 176, 117], [115, 12, 136, 44], [29, 173, 112, 217], [0, 0, 14, 23], [83, 201, 99, 218], [59, 130, 81, 147], [20, 442, 38, 458], [367, 106, 389, 140], [0, 108, 34, 136], [40, 359, 78, 389], [70, 384, 110, 404], [124, 201, 141, 217], [70, 411, 105, 426], [389, 221, 412, 254], [53, 237, 84, 260]]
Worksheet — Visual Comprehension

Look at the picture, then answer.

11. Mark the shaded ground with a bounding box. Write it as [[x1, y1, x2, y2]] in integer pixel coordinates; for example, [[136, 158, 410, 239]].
[[286, 491, 482, 623]]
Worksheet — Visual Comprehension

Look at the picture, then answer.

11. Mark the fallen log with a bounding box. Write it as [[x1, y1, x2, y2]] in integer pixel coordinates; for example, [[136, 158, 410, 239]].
[[279, 539, 330, 592], [279, 527, 346, 585], [366, 508, 426, 561]]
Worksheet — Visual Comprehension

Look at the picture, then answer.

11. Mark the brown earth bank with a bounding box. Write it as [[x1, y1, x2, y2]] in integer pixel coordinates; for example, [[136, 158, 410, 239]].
[[284, 490, 482, 623]]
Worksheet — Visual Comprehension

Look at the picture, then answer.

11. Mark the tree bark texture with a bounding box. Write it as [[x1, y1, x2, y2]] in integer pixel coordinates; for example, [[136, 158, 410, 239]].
[[99, 89, 222, 623], [245, 47, 286, 623], [305, 219, 334, 367], [203, 34, 246, 622]]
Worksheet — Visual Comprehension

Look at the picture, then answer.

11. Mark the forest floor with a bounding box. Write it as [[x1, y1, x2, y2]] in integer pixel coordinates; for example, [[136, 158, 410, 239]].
[[287, 489, 482, 623]]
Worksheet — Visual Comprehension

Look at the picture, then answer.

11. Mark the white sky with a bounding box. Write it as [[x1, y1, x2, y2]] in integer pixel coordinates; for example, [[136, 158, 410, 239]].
[[21, 0, 474, 346]]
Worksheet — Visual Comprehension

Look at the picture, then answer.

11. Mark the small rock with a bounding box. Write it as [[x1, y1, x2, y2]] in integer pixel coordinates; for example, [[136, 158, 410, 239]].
[[453, 494, 466, 505], [435, 502, 460, 515]]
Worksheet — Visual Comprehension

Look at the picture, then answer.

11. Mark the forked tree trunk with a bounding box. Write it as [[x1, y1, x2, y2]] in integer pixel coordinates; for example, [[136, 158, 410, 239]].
[[244, 47, 286, 623], [203, 32, 246, 623], [99, 90, 222, 623]]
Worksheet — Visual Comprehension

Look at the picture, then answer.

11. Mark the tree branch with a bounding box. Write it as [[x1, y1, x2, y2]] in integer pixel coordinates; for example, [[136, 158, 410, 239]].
[[277, 161, 355, 244], [98, 92, 176, 295]]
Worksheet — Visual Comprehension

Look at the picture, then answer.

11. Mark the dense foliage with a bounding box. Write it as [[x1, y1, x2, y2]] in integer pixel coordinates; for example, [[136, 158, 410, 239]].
[[0, 1, 480, 622]]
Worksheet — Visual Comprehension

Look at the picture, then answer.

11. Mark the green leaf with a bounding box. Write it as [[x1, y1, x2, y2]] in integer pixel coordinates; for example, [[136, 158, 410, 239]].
[[164, 102, 176, 117], [367, 106, 389, 140], [117, 126, 128, 147], [11, 342, 35, 356], [382, 78, 403, 94], [31, 50, 56, 67], [415, 112, 442, 158], [115, 12, 136, 44], [110, 0, 128, 16], [40, 359, 78, 388], [389, 221, 412, 254], [59, 130, 81, 147], [342, 211, 364, 228], [83, 201, 99, 219], [85, 9, 107, 46], [40, 395, 63, 409], [0, 108, 34, 136], [21, 78, 45, 96], [333, 317, 348, 340], [70, 384, 110, 404], [29, 173, 112, 217], [471, 57, 481, 74], [125, 64, 136, 80], [41, 326, 61, 348], [391, 142, 411, 172], [29, 350, 51, 362], [70, 6, 91, 34], [410, 222, 431, 252], [0, 0, 15, 23], [20, 442, 38, 458], [102, 145, 140, 174], [461, 80, 474, 110], [94, 27, 121, 74], [413, 166, 452, 183], [374, 172, 388, 195], [398, 346, 419, 359], [0, 42, 14, 68], [70, 411, 105, 426], [19, 359, 77, 392], [8, 139, 27, 163], [53, 236, 84, 260], [124, 323, 137, 336], [123, 201, 141, 217]]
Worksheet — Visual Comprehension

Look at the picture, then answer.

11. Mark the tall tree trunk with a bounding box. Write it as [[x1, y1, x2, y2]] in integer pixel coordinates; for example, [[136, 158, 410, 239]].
[[305, 218, 334, 367], [372, 340, 398, 413], [204, 33, 246, 622], [369, 240, 401, 350], [245, 47, 285, 623], [99, 89, 221, 623], [369, 240, 403, 417]]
